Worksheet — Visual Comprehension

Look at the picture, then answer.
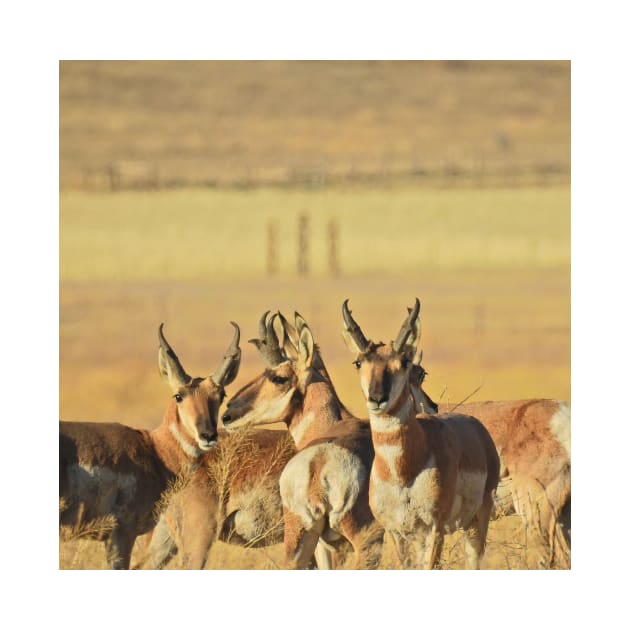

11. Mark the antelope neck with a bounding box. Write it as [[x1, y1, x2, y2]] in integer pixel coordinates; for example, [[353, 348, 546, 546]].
[[287, 377, 343, 450], [369, 393, 432, 484], [368, 387, 415, 428], [151, 404, 203, 474]]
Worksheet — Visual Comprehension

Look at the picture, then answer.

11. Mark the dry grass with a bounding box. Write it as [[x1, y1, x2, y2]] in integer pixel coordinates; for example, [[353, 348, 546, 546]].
[[206, 427, 293, 551], [59, 510, 567, 570], [59, 61, 570, 571], [60, 61, 569, 190], [60, 267, 569, 425], [60, 186, 569, 280]]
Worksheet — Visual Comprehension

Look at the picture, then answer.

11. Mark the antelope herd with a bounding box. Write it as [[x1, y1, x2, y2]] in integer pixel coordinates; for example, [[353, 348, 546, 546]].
[[59, 298, 571, 570]]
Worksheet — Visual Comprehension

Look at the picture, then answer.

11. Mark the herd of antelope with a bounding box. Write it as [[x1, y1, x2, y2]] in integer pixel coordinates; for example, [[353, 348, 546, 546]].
[[59, 299, 571, 570]]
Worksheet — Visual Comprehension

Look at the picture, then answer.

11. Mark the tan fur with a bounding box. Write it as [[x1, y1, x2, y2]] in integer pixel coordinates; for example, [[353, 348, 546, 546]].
[[136, 429, 295, 569], [343, 300, 500, 569], [441, 398, 571, 563], [60, 326, 239, 570], [223, 317, 385, 569]]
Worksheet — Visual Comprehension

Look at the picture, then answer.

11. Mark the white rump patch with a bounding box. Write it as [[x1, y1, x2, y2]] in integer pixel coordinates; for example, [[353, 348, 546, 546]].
[[550, 402, 571, 458], [280, 443, 366, 532]]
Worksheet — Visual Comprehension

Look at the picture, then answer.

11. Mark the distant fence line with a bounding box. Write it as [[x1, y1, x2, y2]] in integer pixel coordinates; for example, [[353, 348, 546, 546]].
[[267, 215, 340, 277], [77, 158, 569, 192]]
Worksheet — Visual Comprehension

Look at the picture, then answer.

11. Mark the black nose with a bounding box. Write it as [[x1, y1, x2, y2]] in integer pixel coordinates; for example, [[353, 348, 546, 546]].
[[369, 395, 388, 405], [200, 432, 216, 443], [221, 412, 231, 423]]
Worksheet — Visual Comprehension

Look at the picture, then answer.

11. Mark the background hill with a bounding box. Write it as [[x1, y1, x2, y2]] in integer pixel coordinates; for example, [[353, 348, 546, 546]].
[[60, 60, 570, 190]]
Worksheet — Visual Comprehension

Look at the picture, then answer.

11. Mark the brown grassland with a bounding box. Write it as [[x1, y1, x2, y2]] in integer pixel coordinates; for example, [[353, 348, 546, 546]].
[[59, 61, 570, 569]]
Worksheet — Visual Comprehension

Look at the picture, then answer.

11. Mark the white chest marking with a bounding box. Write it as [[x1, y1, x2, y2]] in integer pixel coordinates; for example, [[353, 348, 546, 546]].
[[374, 443, 403, 471], [371, 454, 439, 533]]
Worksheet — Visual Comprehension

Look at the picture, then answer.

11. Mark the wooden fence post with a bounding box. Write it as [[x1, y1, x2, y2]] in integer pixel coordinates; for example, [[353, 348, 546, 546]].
[[297, 214, 309, 275]]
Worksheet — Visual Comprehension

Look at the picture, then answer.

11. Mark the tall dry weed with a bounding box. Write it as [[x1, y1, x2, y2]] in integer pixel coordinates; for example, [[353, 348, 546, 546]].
[[206, 427, 294, 549]]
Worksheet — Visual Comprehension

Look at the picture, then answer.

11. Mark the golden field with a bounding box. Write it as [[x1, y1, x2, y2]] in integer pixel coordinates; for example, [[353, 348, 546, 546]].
[[60, 186, 569, 424], [59, 61, 570, 570], [59, 185, 569, 570]]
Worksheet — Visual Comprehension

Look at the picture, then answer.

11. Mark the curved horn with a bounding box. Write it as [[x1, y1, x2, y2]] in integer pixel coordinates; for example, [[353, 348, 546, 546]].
[[393, 298, 421, 352], [276, 311, 299, 360], [248, 311, 286, 366], [212, 322, 242, 386], [342, 299, 369, 352], [257, 311, 270, 339], [158, 323, 191, 386]]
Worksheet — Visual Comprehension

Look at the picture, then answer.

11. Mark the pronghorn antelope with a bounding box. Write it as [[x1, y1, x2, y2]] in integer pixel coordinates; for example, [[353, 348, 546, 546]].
[[342, 298, 500, 569], [59, 322, 241, 569], [407, 356, 571, 564], [221, 311, 389, 569], [134, 427, 296, 569]]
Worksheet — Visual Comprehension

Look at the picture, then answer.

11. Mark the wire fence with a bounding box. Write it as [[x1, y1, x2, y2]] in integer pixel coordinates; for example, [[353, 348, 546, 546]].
[[76, 157, 569, 193]]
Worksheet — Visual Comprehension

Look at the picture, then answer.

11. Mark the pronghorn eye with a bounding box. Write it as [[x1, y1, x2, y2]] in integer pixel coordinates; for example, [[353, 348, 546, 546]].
[[271, 375, 289, 385], [174, 393, 183, 403], [353, 360, 362, 369]]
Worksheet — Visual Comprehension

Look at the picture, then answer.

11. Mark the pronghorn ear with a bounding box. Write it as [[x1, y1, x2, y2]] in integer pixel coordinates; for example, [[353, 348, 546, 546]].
[[404, 308, 422, 358], [297, 325, 315, 370], [294, 311, 307, 334], [158, 347, 189, 392], [158, 347, 175, 388], [275, 311, 299, 360], [157, 324, 191, 391]]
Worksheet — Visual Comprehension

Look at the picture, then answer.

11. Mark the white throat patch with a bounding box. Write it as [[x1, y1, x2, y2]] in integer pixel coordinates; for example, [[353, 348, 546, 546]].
[[169, 423, 202, 459]]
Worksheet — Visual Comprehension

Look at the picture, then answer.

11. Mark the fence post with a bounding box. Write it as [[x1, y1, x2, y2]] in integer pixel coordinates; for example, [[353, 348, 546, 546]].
[[297, 214, 309, 275]]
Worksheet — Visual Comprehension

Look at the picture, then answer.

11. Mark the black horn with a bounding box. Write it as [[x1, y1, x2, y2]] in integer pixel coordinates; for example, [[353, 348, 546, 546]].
[[212, 322, 242, 386], [393, 298, 421, 353], [342, 299, 369, 352], [248, 311, 286, 366]]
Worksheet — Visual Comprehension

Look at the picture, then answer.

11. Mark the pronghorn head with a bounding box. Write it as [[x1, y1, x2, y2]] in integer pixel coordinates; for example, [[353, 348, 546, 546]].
[[158, 322, 241, 451], [221, 311, 318, 430], [342, 298, 421, 416]]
